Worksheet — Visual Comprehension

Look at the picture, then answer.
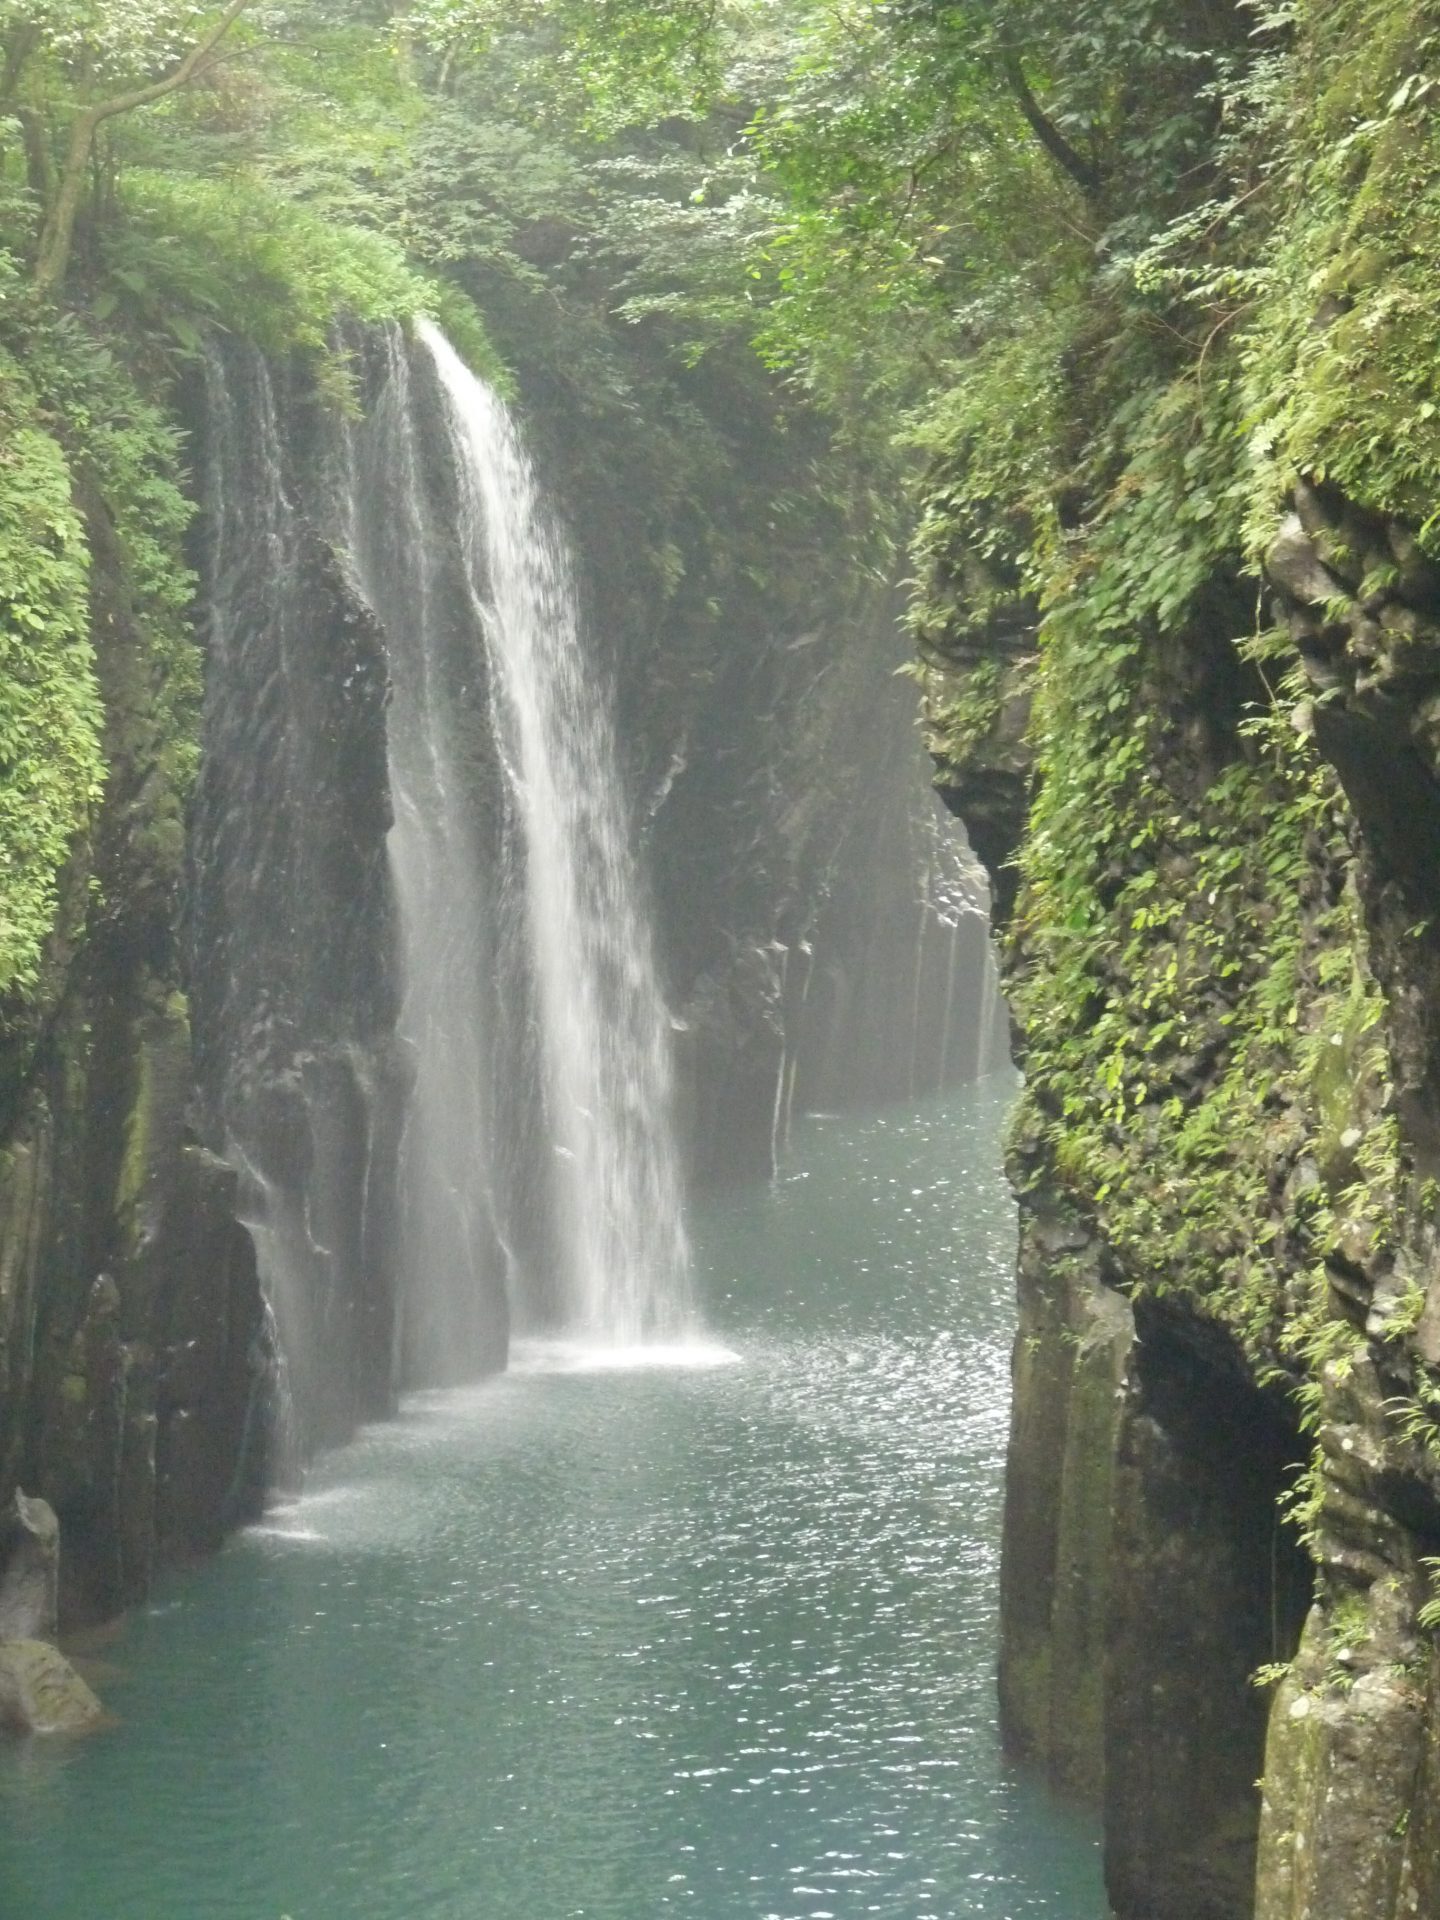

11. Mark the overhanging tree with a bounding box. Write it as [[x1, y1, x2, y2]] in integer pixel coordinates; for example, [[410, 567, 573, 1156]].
[[1, 0, 258, 292]]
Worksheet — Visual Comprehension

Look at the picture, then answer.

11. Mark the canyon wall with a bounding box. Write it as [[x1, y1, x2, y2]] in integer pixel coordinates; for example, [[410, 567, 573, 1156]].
[[898, 3, 1440, 1908], [922, 149, 1440, 1920]]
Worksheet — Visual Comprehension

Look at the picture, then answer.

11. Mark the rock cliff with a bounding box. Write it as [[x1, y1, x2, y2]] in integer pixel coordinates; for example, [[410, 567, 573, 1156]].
[[917, 0, 1440, 1903]]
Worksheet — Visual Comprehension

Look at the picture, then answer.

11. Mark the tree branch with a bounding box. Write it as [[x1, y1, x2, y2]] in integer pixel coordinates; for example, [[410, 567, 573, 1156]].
[[0, 22, 42, 106], [1000, 51, 1101, 197], [34, 0, 256, 293], [87, 0, 255, 128]]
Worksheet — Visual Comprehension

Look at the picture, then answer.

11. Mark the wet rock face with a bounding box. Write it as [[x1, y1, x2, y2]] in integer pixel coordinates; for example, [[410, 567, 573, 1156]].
[[1238, 487, 1440, 1920], [651, 624, 994, 1187], [998, 1195, 1132, 1802], [0, 481, 273, 1628], [1103, 1309, 1312, 1920], [1, 987, 270, 1626], [1267, 479, 1440, 1119], [945, 460, 1440, 1913], [185, 345, 408, 1455], [957, 479, 1440, 1920], [0, 1499, 109, 1738], [997, 1190, 1312, 1920]]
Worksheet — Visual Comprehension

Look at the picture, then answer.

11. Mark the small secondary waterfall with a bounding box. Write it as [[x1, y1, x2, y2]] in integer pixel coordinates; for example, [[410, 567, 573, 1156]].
[[416, 322, 691, 1345]]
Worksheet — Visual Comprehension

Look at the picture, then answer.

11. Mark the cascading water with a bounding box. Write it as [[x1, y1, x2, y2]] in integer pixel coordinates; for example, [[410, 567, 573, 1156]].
[[337, 322, 691, 1360], [197, 317, 694, 1442], [195, 317, 1011, 1440], [338, 328, 518, 1385], [189, 342, 403, 1453], [414, 321, 691, 1346]]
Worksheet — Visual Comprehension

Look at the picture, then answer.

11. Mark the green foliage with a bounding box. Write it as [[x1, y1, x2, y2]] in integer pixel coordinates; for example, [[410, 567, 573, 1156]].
[[399, 0, 725, 132], [1420, 1559, 1440, 1633], [782, 0, 1435, 1524], [0, 0, 893, 1019], [902, 326, 1066, 656], [0, 386, 102, 999], [1240, 2, 1440, 541], [109, 168, 440, 396], [0, 306, 203, 1008]]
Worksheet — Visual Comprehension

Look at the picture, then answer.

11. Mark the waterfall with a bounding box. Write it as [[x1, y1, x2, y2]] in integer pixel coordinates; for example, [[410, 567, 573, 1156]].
[[337, 322, 692, 1355], [975, 947, 1004, 1079], [190, 342, 404, 1450], [415, 323, 691, 1346], [196, 318, 693, 1445], [338, 328, 516, 1385], [193, 315, 1016, 1450]]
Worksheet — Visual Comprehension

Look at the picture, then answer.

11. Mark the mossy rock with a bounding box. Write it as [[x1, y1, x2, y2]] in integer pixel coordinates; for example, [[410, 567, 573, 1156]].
[[0, 1639, 103, 1736]]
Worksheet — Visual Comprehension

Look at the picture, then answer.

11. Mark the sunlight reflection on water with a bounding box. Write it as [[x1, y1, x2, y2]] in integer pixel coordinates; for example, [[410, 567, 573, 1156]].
[[0, 1077, 1109, 1920]]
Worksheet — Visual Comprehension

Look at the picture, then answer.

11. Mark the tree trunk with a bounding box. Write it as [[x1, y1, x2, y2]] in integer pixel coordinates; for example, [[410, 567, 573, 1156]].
[[30, 0, 255, 297], [33, 108, 100, 295]]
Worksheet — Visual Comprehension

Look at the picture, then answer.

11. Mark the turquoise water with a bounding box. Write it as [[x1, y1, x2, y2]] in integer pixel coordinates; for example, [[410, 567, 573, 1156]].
[[0, 1078, 1108, 1920]]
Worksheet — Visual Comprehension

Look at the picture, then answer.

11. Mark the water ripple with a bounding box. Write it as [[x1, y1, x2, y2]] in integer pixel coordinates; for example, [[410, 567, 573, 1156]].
[[0, 1080, 1106, 1920]]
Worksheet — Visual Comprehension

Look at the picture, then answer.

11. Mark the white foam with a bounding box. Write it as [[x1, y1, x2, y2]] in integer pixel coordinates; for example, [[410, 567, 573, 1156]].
[[506, 1337, 742, 1376]]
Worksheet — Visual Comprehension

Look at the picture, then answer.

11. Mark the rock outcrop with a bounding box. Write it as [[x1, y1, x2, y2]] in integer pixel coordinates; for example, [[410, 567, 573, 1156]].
[[0, 469, 271, 1627], [0, 1495, 107, 1738], [1244, 480, 1440, 1920], [939, 468, 1440, 1916], [0, 1639, 103, 1738], [908, 1, 1440, 1903], [0, 1491, 59, 1642]]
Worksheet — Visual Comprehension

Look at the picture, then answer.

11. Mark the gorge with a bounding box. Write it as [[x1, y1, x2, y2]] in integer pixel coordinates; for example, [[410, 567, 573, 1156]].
[[1, 310, 1023, 1914], [8, 2, 1440, 1917]]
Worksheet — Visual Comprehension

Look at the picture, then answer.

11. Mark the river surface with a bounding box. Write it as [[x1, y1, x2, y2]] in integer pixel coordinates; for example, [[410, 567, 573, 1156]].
[[0, 1077, 1108, 1920]]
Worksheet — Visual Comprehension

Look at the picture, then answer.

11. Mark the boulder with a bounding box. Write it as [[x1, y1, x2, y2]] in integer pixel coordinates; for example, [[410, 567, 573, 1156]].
[[1267, 513, 1348, 609], [0, 1639, 103, 1736]]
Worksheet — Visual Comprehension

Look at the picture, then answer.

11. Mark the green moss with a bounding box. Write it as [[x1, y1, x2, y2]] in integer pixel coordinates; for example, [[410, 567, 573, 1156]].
[[906, 0, 1422, 1411], [0, 399, 103, 1002], [114, 1039, 155, 1233], [926, 657, 1005, 762], [0, 304, 209, 1023], [1241, 1, 1440, 541], [109, 169, 509, 405]]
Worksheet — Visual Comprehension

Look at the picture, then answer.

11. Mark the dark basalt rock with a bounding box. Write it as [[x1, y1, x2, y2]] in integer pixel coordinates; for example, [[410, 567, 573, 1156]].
[[184, 344, 408, 1455], [0, 472, 276, 1628], [641, 604, 992, 1186], [1242, 477, 1440, 1917], [960, 474, 1440, 1920], [1103, 1307, 1312, 1920]]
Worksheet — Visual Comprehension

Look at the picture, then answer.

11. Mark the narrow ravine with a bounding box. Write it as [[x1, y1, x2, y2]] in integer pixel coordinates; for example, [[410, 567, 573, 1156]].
[[0, 1079, 1105, 1920]]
